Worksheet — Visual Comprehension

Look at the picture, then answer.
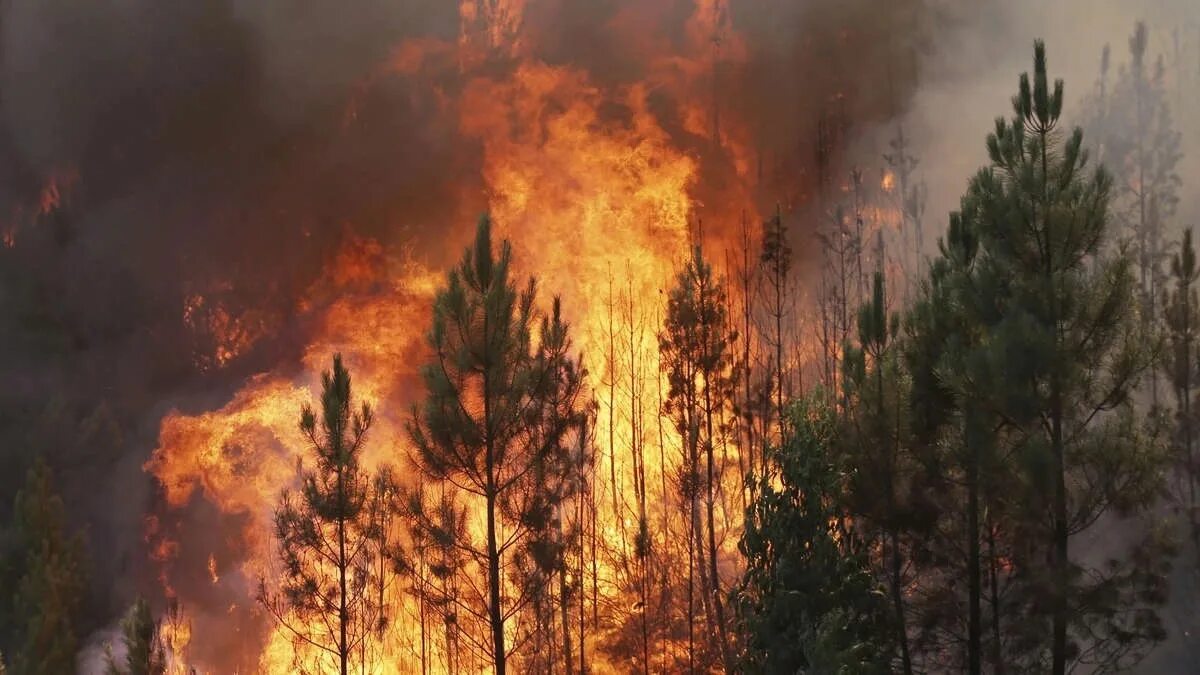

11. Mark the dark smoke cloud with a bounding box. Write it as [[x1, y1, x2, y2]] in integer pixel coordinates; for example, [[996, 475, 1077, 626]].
[[0, 0, 472, 633]]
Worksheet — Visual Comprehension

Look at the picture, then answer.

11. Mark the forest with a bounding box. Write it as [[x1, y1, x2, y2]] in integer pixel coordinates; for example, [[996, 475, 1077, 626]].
[[1, 1, 1199, 674]]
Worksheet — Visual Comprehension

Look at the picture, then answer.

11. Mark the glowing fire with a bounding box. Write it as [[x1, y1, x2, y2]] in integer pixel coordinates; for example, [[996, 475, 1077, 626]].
[[0, 167, 77, 249], [145, 1, 757, 672]]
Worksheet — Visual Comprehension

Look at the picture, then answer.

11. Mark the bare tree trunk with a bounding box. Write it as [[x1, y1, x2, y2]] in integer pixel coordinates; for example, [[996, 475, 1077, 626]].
[[988, 515, 1005, 673]]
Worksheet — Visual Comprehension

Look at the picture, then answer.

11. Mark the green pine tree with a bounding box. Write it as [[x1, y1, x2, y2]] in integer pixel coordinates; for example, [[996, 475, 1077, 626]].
[[735, 393, 892, 674], [406, 215, 587, 675], [105, 597, 166, 675], [659, 244, 738, 671], [955, 41, 1168, 673], [257, 354, 394, 675], [841, 270, 915, 675], [1, 457, 88, 675], [512, 297, 588, 674], [1084, 21, 1183, 408], [1164, 227, 1200, 538]]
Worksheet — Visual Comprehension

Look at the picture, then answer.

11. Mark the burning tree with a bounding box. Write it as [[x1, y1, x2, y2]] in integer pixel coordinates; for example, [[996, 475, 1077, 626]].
[[659, 244, 738, 671], [257, 354, 396, 675], [405, 215, 587, 675]]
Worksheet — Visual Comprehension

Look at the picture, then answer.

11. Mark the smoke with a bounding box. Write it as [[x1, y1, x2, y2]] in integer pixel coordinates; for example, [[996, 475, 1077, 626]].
[[0, 0, 1196, 668], [868, 0, 1200, 238]]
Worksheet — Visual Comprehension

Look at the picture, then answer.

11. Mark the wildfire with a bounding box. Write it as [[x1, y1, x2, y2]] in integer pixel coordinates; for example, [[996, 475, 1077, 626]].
[[881, 169, 896, 192], [145, 1, 759, 672], [0, 167, 77, 249]]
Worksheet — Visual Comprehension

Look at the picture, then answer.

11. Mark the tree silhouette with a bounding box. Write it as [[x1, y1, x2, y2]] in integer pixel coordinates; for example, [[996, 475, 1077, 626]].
[[258, 354, 394, 675], [406, 215, 587, 675]]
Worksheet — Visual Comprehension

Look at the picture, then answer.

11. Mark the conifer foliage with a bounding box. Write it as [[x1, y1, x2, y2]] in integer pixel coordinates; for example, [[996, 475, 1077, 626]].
[[105, 598, 166, 675], [659, 245, 739, 671], [947, 41, 1167, 673], [1164, 227, 1200, 537], [258, 354, 396, 675], [406, 215, 587, 675], [0, 458, 87, 675]]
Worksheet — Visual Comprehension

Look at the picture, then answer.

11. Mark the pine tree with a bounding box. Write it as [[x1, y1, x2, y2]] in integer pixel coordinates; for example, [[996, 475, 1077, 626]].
[[513, 297, 588, 675], [105, 597, 166, 675], [0, 457, 88, 675], [402, 486, 469, 675], [735, 393, 892, 673], [659, 244, 737, 670], [883, 124, 928, 292], [257, 354, 393, 675], [1085, 21, 1183, 407], [1164, 227, 1200, 538], [406, 215, 587, 675], [842, 270, 915, 675], [957, 41, 1167, 673], [760, 207, 792, 440], [906, 175, 1013, 672]]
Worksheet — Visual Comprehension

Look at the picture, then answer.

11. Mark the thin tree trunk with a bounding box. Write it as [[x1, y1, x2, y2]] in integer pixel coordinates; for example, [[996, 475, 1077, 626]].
[[338, 459, 350, 675], [484, 361, 507, 675], [703, 390, 732, 671], [560, 556, 573, 675], [988, 515, 1004, 673], [1051, 390, 1067, 675], [967, 416, 982, 675], [1184, 274, 1196, 541], [486, 485, 506, 675], [878, 361, 913, 675]]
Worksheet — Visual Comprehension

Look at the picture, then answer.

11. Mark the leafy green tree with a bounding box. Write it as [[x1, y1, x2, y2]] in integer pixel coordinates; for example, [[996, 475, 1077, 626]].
[[257, 354, 394, 675], [735, 393, 892, 673], [406, 215, 587, 675], [955, 41, 1167, 673], [105, 597, 166, 675], [0, 457, 88, 675]]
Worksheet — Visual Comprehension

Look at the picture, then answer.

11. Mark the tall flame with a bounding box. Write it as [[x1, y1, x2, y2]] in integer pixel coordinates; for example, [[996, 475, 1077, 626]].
[[145, 2, 758, 672]]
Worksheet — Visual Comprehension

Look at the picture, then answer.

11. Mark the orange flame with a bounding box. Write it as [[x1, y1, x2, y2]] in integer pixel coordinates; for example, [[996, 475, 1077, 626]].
[[146, 2, 759, 672]]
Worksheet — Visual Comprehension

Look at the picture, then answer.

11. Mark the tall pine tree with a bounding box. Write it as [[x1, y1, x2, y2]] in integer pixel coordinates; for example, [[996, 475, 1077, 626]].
[[659, 244, 738, 671], [257, 354, 394, 675], [842, 270, 915, 675], [1085, 21, 1183, 407], [406, 215, 587, 675], [956, 41, 1167, 673], [0, 457, 87, 675], [105, 597, 166, 675], [1164, 227, 1200, 538]]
